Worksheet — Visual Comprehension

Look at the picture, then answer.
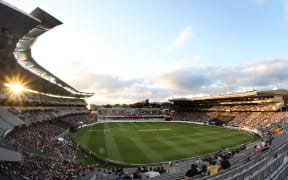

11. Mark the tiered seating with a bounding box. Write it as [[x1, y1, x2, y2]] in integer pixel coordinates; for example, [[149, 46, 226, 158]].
[[8, 107, 90, 124], [0, 90, 6, 103], [1, 89, 87, 107], [5, 122, 77, 156], [172, 109, 288, 130], [0, 88, 96, 179], [171, 111, 219, 122], [208, 102, 282, 112], [0, 108, 25, 127], [228, 112, 288, 129], [59, 114, 94, 126], [53, 107, 89, 117], [98, 108, 164, 119], [0, 108, 26, 139], [0, 152, 91, 179]]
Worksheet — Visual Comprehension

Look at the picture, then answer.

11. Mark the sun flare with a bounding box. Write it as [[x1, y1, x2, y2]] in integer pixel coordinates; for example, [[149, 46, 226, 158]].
[[5, 83, 26, 94]]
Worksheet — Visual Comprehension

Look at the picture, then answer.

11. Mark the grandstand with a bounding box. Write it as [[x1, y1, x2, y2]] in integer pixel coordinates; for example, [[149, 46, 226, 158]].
[[97, 108, 165, 120], [0, 1, 96, 179], [170, 89, 288, 130], [0, 0, 287, 179]]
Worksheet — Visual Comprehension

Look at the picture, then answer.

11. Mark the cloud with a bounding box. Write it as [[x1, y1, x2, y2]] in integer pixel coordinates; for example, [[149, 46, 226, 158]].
[[154, 59, 288, 95], [168, 26, 194, 51], [68, 73, 143, 94], [154, 67, 213, 91], [58, 58, 288, 105], [65, 72, 172, 104]]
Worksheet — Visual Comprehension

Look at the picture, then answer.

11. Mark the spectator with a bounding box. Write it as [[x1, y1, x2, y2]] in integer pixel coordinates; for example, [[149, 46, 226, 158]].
[[184, 164, 200, 178], [206, 161, 219, 176], [220, 157, 231, 170], [145, 167, 160, 178], [133, 168, 142, 179], [200, 164, 207, 176], [123, 171, 132, 180]]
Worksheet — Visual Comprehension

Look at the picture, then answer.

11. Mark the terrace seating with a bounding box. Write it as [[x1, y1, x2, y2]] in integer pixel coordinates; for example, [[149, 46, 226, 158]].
[[1, 89, 87, 107], [0, 108, 26, 139], [8, 106, 90, 124], [98, 108, 164, 120], [50, 119, 73, 129], [0, 108, 25, 127], [59, 114, 95, 126], [172, 110, 288, 130], [171, 111, 219, 123], [4, 121, 77, 156], [0, 92, 7, 102]]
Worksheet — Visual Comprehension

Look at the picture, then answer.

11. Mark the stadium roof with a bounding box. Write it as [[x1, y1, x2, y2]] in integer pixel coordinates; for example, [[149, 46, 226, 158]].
[[0, 0, 40, 35], [0, 147, 22, 161], [170, 89, 288, 102], [257, 89, 288, 96], [0, 0, 94, 98]]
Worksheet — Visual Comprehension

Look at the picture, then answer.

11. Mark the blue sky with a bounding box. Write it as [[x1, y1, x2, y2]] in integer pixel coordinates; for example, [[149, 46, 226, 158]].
[[6, 0, 288, 104]]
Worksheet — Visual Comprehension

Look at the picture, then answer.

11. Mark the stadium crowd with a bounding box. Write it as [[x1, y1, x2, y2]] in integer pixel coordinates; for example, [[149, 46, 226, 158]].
[[1, 107, 288, 179], [2, 2, 286, 179], [171, 111, 218, 123], [207, 103, 282, 112], [0, 110, 100, 179], [5, 122, 77, 157], [0, 88, 288, 179], [0, 89, 86, 107], [9, 107, 90, 124], [172, 110, 288, 130], [60, 114, 95, 126], [98, 108, 164, 117], [0, 152, 87, 179]]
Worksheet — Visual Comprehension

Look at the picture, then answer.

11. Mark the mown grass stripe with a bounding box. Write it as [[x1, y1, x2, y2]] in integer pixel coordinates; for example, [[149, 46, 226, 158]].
[[71, 122, 256, 165], [129, 136, 161, 163], [155, 136, 192, 157], [104, 124, 123, 161], [113, 136, 150, 164]]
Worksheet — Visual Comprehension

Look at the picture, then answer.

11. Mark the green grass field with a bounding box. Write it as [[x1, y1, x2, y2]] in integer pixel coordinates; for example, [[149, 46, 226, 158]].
[[71, 122, 255, 165]]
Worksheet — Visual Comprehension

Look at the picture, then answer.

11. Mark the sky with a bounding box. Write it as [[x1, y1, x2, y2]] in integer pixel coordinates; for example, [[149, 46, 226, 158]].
[[6, 0, 288, 105]]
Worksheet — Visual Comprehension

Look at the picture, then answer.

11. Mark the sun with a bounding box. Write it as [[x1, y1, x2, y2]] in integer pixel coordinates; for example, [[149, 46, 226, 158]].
[[3, 73, 32, 95], [5, 83, 26, 94]]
